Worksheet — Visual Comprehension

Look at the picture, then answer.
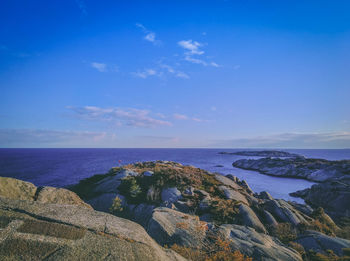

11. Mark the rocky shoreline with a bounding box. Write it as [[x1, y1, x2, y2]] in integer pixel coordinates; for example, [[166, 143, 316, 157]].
[[1, 160, 350, 260], [232, 156, 350, 221]]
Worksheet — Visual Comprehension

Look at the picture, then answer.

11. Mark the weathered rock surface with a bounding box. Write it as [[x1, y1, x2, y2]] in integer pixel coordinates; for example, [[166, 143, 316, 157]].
[[264, 199, 309, 226], [0, 177, 91, 209], [238, 204, 266, 233], [0, 177, 37, 201], [147, 207, 207, 248], [219, 186, 249, 205], [296, 230, 350, 256], [217, 224, 302, 261], [0, 197, 185, 261]]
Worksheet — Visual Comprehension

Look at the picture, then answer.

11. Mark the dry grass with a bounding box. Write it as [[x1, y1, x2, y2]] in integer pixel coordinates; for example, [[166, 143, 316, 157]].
[[18, 219, 86, 240]]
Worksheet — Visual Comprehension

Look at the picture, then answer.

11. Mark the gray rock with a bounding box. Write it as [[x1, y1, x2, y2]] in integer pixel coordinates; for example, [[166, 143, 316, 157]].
[[214, 174, 240, 190], [147, 207, 207, 249], [128, 203, 155, 227], [161, 188, 182, 203], [259, 191, 273, 200], [183, 187, 195, 196], [219, 186, 248, 205], [296, 230, 350, 256], [87, 193, 124, 212], [226, 174, 239, 183], [238, 204, 266, 233], [194, 189, 210, 198], [143, 171, 154, 177], [240, 180, 254, 194], [217, 224, 302, 261], [199, 197, 211, 211], [291, 181, 350, 219], [263, 210, 278, 227], [265, 199, 308, 226]]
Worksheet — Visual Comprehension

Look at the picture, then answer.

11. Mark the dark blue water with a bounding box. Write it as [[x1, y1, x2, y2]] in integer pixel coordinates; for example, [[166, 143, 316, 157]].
[[1, 148, 349, 203]]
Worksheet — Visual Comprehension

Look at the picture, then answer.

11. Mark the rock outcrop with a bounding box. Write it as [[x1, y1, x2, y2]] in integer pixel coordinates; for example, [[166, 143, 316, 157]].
[[0, 177, 91, 209], [296, 230, 350, 256], [217, 224, 302, 261], [291, 180, 350, 219]]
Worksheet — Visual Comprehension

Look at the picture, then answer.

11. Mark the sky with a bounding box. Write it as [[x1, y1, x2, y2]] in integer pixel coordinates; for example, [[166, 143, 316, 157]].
[[0, 0, 350, 148]]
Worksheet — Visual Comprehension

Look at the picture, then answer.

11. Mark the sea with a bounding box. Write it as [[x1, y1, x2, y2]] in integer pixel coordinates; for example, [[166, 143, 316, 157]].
[[1, 148, 350, 204]]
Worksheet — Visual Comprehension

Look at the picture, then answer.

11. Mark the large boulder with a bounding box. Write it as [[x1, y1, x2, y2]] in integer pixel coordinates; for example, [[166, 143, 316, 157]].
[[0, 197, 185, 261], [161, 188, 182, 203], [296, 230, 350, 256], [147, 207, 208, 248], [217, 224, 302, 261]]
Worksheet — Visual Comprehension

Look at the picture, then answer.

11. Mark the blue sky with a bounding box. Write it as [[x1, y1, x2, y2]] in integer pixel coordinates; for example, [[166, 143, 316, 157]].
[[0, 0, 349, 148]]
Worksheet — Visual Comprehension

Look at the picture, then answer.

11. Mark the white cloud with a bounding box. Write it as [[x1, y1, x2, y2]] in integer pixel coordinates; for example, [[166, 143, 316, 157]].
[[0, 129, 114, 148], [192, 118, 202, 122], [91, 62, 107, 72], [67, 106, 172, 128], [178, 40, 204, 55], [210, 106, 217, 111], [133, 69, 159, 78], [179, 39, 219, 67], [176, 71, 190, 79], [136, 23, 160, 45], [233, 65, 241, 70], [173, 113, 188, 120]]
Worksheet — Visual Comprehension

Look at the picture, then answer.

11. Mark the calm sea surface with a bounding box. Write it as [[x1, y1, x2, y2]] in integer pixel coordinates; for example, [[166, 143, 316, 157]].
[[1, 148, 349, 203]]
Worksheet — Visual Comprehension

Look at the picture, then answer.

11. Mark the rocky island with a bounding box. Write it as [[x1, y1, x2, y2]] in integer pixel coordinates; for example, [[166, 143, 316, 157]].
[[1, 161, 350, 260], [219, 150, 301, 158], [232, 156, 350, 221]]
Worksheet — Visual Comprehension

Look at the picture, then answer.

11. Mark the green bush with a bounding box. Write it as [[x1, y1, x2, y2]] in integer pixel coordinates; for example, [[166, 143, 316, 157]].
[[109, 196, 124, 215]]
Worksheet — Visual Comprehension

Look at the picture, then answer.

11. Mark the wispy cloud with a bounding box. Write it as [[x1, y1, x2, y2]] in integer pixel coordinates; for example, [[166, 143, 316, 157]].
[[67, 106, 172, 128], [75, 0, 88, 16], [136, 23, 161, 45], [178, 39, 220, 67], [173, 113, 188, 120], [211, 132, 350, 149], [173, 113, 204, 122], [91, 62, 107, 72], [132, 68, 159, 78], [0, 129, 113, 148]]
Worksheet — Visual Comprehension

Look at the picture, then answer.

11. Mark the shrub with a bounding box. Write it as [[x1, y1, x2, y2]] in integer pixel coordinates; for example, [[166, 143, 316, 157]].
[[109, 196, 124, 215], [209, 198, 240, 225], [118, 177, 142, 203]]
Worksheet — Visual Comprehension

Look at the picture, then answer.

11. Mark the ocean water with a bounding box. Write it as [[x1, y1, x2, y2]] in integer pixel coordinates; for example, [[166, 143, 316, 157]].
[[0, 148, 349, 203]]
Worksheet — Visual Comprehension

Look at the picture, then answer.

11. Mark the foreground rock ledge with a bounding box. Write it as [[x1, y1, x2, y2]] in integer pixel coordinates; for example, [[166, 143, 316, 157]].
[[0, 196, 185, 261]]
